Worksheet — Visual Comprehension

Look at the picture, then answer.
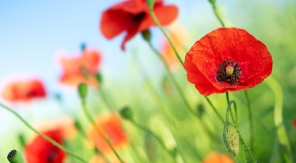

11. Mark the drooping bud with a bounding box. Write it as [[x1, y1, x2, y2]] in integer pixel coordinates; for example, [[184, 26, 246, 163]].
[[7, 150, 24, 163], [95, 72, 103, 84], [78, 83, 88, 100], [119, 106, 133, 120], [208, 0, 216, 4], [223, 123, 239, 157], [141, 30, 151, 42]]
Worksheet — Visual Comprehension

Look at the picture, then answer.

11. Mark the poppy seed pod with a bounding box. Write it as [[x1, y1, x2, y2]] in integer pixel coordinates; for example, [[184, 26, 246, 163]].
[[7, 150, 24, 163], [223, 123, 239, 157]]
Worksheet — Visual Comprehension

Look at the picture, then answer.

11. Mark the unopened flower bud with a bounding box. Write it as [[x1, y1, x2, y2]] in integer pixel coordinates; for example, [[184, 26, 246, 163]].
[[141, 30, 151, 42], [78, 83, 88, 100], [7, 150, 24, 163], [223, 123, 239, 157], [120, 106, 133, 120]]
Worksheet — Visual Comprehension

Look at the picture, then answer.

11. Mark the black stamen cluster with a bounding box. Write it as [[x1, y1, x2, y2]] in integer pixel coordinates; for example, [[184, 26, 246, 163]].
[[216, 60, 241, 85], [7, 150, 16, 160]]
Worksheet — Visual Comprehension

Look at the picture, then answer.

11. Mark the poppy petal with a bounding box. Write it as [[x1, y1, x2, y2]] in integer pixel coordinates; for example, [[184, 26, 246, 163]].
[[100, 10, 135, 39], [139, 5, 178, 31]]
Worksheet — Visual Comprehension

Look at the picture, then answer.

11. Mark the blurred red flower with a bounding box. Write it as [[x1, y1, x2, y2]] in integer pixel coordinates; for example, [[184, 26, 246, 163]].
[[293, 119, 296, 129], [87, 113, 128, 154], [59, 48, 101, 87], [184, 28, 273, 96], [100, 0, 178, 50], [24, 128, 66, 163], [2, 79, 46, 102], [202, 152, 233, 163]]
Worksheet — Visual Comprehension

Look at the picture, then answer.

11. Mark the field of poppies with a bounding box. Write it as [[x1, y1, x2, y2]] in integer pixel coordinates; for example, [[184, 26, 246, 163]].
[[0, 0, 296, 163]]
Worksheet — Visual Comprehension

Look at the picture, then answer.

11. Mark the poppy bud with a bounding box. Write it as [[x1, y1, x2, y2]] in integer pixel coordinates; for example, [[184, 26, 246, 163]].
[[196, 104, 205, 118], [78, 83, 88, 100], [7, 150, 24, 163], [146, 0, 155, 9], [223, 123, 239, 157], [141, 30, 152, 42], [18, 134, 25, 147], [208, 0, 216, 4], [95, 73, 103, 84], [120, 106, 133, 120]]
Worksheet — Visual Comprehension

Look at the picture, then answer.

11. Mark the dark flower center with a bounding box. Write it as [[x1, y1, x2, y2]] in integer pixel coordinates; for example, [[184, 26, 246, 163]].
[[133, 12, 146, 22], [216, 60, 241, 85]]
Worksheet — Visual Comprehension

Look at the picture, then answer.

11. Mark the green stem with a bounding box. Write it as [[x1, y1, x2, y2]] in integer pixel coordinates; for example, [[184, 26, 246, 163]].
[[241, 144, 247, 163], [80, 100, 124, 163], [225, 93, 256, 163], [0, 103, 88, 163], [132, 54, 199, 162], [204, 96, 225, 123], [147, 42, 197, 117], [147, 7, 223, 126], [244, 90, 254, 150], [148, 9, 183, 64], [209, 1, 225, 28], [265, 76, 293, 163]]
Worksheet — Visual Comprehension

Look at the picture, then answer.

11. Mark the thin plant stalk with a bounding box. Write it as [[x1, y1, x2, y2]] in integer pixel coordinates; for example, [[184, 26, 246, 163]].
[[265, 76, 293, 163], [208, 0, 225, 28], [244, 90, 254, 150], [147, 42, 197, 117], [0, 103, 88, 163], [226, 93, 256, 163], [148, 8, 223, 124], [148, 9, 183, 64], [80, 100, 124, 163]]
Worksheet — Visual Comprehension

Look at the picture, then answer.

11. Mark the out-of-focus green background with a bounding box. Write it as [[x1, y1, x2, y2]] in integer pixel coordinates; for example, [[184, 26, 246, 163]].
[[0, 0, 295, 162]]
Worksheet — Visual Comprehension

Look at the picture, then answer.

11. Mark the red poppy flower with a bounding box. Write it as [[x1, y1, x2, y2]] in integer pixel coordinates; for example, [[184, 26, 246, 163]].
[[2, 79, 46, 102], [184, 28, 273, 96], [100, 0, 178, 50], [202, 152, 233, 163], [87, 113, 128, 154], [59, 48, 101, 87], [24, 128, 66, 163], [293, 119, 296, 129]]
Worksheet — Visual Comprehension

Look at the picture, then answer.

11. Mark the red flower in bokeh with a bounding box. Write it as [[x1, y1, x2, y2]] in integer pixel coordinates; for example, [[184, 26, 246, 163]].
[[100, 0, 178, 50], [59, 48, 101, 87], [293, 119, 296, 129], [2, 79, 46, 102], [87, 113, 128, 154], [24, 128, 66, 163], [202, 152, 233, 163], [184, 28, 273, 96]]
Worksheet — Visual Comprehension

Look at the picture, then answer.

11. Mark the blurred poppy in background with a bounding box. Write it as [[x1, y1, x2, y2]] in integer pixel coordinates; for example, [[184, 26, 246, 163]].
[[59, 48, 101, 87], [87, 113, 128, 154], [2, 79, 46, 102], [24, 128, 66, 163], [184, 28, 273, 96], [100, 0, 178, 50], [293, 119, 296, 129], [202, 152, 233, 163]]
